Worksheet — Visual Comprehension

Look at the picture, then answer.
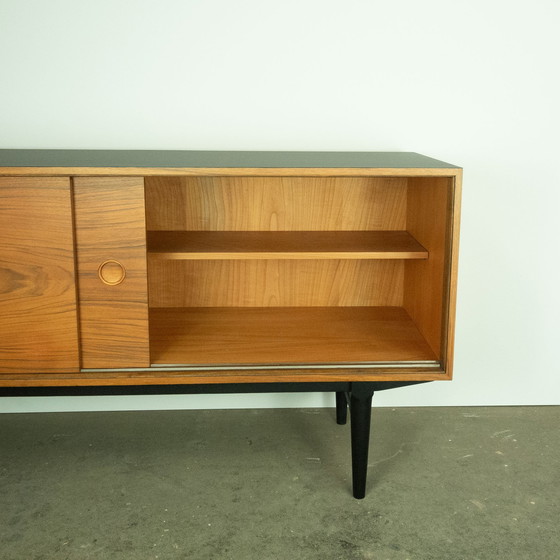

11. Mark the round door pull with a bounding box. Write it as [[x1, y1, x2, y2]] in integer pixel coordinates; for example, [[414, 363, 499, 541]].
[[98, 260, 126, 285]]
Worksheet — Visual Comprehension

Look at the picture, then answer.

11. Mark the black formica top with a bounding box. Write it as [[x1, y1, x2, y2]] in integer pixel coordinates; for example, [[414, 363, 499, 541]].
[[0, 150, 460, 169]]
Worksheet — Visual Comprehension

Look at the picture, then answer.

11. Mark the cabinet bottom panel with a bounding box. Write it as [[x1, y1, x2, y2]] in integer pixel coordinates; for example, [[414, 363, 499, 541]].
[[149, 306, 437, 366]]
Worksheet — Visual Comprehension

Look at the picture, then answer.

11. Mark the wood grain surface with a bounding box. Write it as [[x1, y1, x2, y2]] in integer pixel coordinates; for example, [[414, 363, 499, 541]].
[[73, 177, 150, 368], [147, 231, 428, 260], [145, 176, 407, 231], [0, 177, 79, 373], [442, 172, 462, 376], [149, 307, 437, 365], [148, 259, 404, 308], [403, 177, 451, 360]]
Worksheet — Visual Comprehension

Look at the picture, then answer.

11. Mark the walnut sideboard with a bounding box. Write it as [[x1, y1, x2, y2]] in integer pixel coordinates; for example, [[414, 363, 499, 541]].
[[0, 150, 461, 498]]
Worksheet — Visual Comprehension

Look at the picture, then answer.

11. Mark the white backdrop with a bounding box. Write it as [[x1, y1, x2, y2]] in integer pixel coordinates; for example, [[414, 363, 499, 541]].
[[1, 0, 558, 412]]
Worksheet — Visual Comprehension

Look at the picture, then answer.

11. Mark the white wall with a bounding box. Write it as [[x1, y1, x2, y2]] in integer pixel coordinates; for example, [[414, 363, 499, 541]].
[[1, 0, 558, 412]]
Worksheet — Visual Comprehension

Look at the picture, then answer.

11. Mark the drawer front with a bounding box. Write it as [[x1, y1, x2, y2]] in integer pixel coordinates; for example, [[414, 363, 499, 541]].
[[73, 177, 150, 368], [0, 177, 79, 373]]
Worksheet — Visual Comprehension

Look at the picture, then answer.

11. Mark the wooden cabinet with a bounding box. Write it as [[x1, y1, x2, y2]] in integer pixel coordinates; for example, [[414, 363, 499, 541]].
[[0, 150, 461, 385], [0, 150, 461, 498]]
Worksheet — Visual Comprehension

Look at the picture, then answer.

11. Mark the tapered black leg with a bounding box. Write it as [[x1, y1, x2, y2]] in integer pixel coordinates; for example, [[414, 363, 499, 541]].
[[335, 391, 349, 425], [350, 383, 375, 499]]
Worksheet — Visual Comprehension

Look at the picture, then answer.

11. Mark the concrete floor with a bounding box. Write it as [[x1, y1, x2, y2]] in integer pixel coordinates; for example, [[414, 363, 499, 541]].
[[0, 406, 558, 560]]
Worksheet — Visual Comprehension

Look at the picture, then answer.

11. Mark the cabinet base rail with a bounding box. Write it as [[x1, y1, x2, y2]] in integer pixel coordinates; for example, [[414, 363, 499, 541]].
[[1, 380, 428, 499]]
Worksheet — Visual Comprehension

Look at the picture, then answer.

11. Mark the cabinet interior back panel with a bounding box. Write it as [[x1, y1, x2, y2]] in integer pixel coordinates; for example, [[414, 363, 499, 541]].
[[148, 260, 404, 307], [145, 176, 408, 231]]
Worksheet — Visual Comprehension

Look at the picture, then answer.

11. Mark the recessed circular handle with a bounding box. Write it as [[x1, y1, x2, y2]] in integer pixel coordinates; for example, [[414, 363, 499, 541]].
[[98, 260, 126, 286]]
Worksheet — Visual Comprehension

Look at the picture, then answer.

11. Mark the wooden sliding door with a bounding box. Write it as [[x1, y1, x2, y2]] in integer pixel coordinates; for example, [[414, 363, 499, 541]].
[[73, 177, 150, 369], [0, 177, 79, 373]]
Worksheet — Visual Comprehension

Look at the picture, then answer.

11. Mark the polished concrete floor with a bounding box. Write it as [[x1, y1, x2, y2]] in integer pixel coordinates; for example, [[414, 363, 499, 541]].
[[1, 405, 558, 559]]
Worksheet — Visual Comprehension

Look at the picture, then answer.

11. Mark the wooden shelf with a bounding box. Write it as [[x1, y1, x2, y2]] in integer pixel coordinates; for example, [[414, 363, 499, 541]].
[[149, 307, 437, 366], [147, 231, 428, 260]]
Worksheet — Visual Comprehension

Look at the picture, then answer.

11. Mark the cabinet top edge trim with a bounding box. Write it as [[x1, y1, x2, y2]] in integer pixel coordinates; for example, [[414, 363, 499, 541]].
[[0, 167, 461, 178]]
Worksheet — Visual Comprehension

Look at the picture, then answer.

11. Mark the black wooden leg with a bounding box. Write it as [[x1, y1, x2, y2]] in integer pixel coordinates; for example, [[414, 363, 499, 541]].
[[335, 391, 349, 425], [350, 383, 375, 499]]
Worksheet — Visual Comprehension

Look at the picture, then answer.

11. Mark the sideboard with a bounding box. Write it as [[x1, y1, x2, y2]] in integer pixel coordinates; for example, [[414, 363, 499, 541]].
[[0, 150, 462, 498]]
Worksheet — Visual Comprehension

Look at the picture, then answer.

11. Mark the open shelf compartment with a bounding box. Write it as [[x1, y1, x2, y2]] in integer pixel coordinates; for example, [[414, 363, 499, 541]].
[[149, 306, 438, 367], [143, 174, 455, 374]]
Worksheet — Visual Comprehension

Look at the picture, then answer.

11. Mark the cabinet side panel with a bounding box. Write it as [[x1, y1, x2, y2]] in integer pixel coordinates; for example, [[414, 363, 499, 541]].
[[73, 177, 150, 368], [145, 176, 407, 231], [0, 177, 79, 373], [443, 173, 462, 376], [403, 177, 452, 360]]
